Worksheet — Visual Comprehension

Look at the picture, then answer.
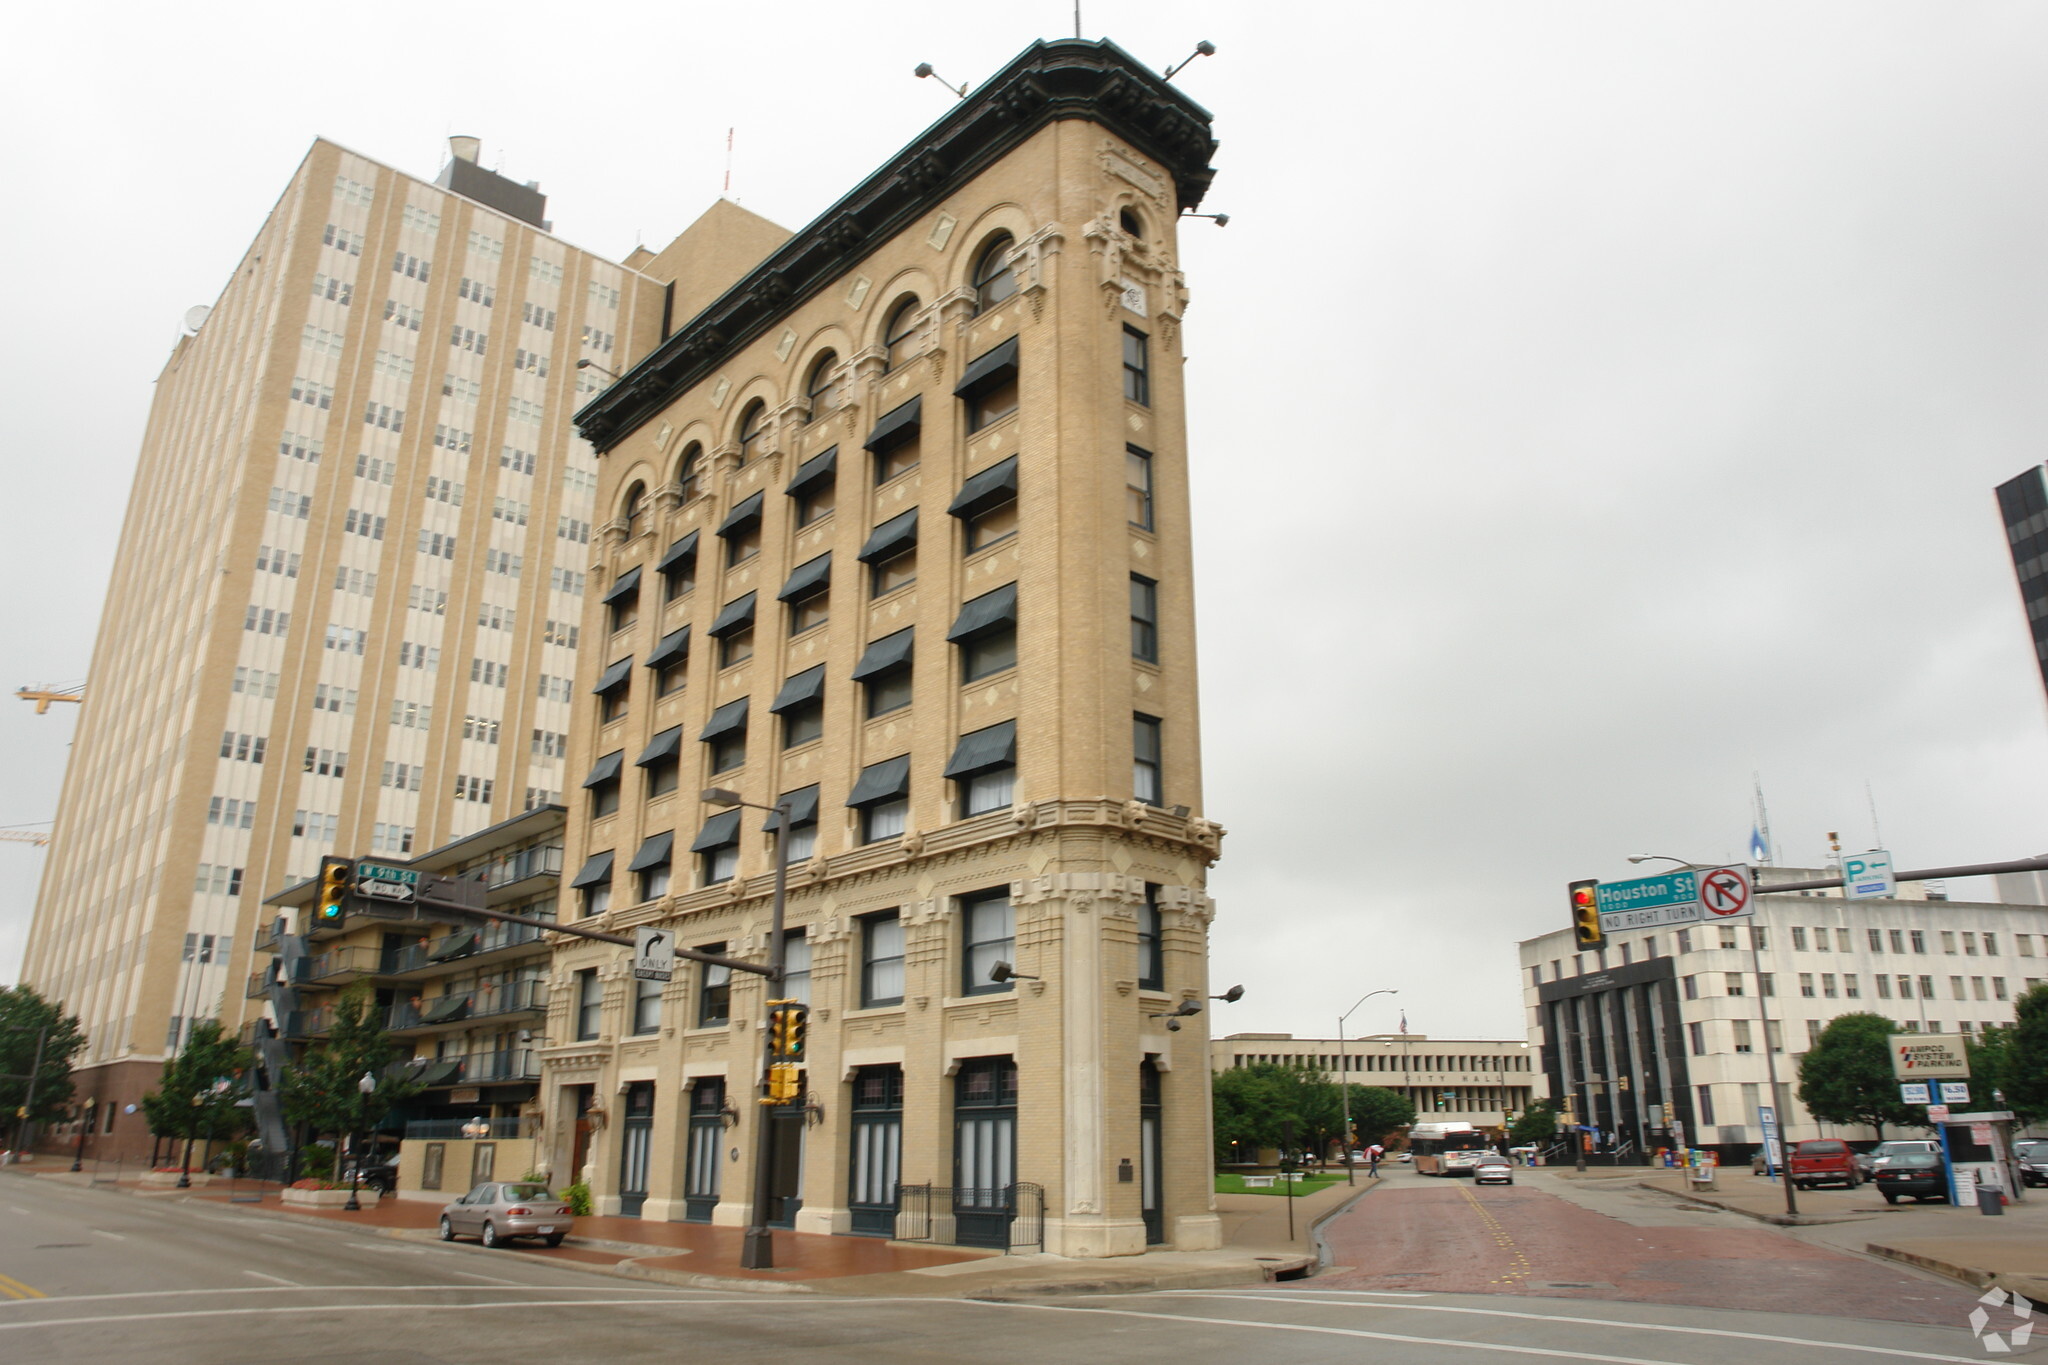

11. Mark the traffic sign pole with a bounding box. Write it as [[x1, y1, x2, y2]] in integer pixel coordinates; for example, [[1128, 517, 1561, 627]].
[[1749, 924, 1797, 1219]]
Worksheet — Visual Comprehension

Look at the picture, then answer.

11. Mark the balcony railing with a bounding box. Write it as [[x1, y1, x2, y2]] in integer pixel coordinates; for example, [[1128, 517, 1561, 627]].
[[478, 843, 563, 889], [388, 979, 547, 1031], [403, 1116, 537, 1140], [400, 1049, 541, 1089], [303, 945, 384, 982], [382, 918, 551, 975]]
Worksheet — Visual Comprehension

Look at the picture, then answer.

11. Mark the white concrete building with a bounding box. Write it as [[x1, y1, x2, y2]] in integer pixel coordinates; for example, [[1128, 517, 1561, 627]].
[[1211, 1033, 1539, 1131], [1519, 870, 2048, 1159]]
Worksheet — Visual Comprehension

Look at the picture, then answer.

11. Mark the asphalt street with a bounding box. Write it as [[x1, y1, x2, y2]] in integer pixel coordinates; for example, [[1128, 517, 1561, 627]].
[[0, 1171, 2018, 1363]]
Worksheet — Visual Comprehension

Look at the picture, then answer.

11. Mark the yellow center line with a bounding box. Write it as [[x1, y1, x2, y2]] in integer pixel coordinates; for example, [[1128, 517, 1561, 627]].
[[1456, 1184, 1533, 1287], [0, 1271, 47, 1301]]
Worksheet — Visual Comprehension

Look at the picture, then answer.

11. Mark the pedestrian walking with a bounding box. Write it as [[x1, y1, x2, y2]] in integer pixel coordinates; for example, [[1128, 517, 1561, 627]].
[[1367, 1142, 1385, 1177]]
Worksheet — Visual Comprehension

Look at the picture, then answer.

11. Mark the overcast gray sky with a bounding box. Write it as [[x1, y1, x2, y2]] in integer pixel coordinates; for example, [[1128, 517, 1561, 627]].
[[5, 2, 2046, 1040]]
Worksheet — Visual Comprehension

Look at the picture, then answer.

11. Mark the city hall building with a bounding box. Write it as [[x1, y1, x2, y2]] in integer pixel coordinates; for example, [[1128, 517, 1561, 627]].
[[540, 39, 1227, 1256]]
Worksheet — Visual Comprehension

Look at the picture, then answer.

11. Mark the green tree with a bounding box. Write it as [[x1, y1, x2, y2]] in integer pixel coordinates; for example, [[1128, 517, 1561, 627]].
[[280, 984, 421, 1178], [1509, 1098, 1559, 1144], [142, 1020, 254, 1152], [1210, 1062, 1356, 1163], [1797, 1012, 1919, 1138], [1343, 1085, 1417, 1147], [0, 985, 88, 1135], [1993, 982, 2048, 1122]]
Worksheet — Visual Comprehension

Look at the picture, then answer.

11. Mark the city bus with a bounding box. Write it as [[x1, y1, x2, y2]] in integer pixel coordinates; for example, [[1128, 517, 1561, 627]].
[[1408, 1122, 1494, 1176]]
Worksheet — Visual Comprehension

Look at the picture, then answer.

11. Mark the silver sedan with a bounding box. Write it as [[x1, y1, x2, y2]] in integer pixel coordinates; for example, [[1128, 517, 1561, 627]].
[[438, 1181, 576, 1248]]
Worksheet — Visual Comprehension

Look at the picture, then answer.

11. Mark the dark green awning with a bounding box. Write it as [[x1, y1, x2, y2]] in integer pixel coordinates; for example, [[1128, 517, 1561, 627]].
[[423, 993, 471, 1024], [944, 720, 1017, 780], [764, 784, 821, 831], [427, 927, 479, 963], [418, 1060, 464, 1087], [947, 583, 1018, 641], [717, 491, 765, 537], [786, 446, 837, 498], [709, 592, 757, 637], [778, 553, 832, 602], [646, 625, 690, 669], [863, 395, 922, 453], [858, 509, 918, 564], [570, 849, 615, 888], [699, 696, 750, 742], [636, 726, 683, 767], [691, 808, 744, 852], [657, 530, 699, 573], [602, 563, 643, 605], [851, 628, 914, 681], [948, 455, 1018, 521], [582, 751, 625, 789], [592, 656, 634, 694], [628, 830, 675, 872], [770, 665, 826, 714], [953, 335, 1019, 400], [846, 754, 911, 808]]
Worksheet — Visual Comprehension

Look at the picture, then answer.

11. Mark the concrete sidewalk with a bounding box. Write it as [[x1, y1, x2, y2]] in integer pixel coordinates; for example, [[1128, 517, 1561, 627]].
[[1635, 1169, 2048, 1305], [17, 1166, 1333, 1298]]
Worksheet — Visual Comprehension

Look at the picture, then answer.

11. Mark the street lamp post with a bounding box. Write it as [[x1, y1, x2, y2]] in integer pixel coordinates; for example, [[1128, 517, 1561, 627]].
[[1629, 854, 1796, 1219], [702, 786, 793, 1272], [1336, 990, 1398, 1185], [71, 1095, 93, 1172], [2, 1023, 49, 1164], [344, 1071, 375, 1211], [178, 1090, 201, 1188]]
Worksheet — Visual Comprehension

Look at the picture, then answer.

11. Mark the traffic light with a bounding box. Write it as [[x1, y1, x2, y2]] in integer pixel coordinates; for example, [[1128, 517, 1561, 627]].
[[318, 857, 353, 922], [767, 1001, 808, 1060], [1568, 878, 1602, 949], [762, 1062, 801, 1104]]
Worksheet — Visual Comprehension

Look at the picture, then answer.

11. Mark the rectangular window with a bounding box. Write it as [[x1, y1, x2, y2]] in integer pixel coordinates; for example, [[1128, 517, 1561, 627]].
[[1137, 884, 1163, 991], [576, 969, 602, 1040], [1133, 714, 1163, 805], [781, 931, 812, 1006], [1876, 974, 1892, 998], [719, 627, 754, 669], [1682, 974, 1698, 1000], [1822, 973, 1838, 998], [1724, 972, 1745, 997], [1892, 929, 1907, 953], [1868, 927, 1884, 952], [1123, 325, 1150, 405], [962, 890, 1015, 996], [1676, 928, 1692, 954], [1942, 931, 1958, 954], [1844, 974, 1860, 998], [862, 795, 908, 844], [632, 976, 663, 1034], [965, 497, 1017, 552], [1791, 926, 1807, 950], [1695, 1084, 1715, 1127], [1126, 445, 1154, 530], [1130, 575, 1159, 663], [1836, 927, 1852, 952], [861, 913, 905, 1008], [1687, 1021, 1706, 1055], [1799, 972, 1815, 997], [698, 951, 730, 1026], [1910, 930, 1926, 953], [1731, 1019, 1753, 1053]]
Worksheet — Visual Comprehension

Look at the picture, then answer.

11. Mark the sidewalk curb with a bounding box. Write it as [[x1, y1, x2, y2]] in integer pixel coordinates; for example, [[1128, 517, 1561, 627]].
[[1634, 1179, 1867, 1227], [1863, 1244, 2048, 1309], [1310, 1177, 1384, 1268]]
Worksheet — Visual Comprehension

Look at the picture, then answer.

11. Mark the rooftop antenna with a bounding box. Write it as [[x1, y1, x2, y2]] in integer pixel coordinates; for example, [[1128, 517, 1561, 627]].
[[723, 128, 734, 197], [1162, 40, 1216, 81], [1074, 2, 1081, 38], [913, 63, 968, 98], [1865, 780, 1885, 849]]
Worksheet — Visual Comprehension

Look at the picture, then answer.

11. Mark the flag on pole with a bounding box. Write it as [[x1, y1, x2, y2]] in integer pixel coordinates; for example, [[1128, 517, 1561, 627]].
[[1398, 1011, 1408, 1034], [1748, 825, 1768, 864]]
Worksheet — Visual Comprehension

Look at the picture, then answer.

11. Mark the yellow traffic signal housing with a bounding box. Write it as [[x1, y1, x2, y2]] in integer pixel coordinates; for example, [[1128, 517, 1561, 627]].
[[760, 1062, 801, 1105], [1568, 878, 1603, 949], [318, 857, 354, 922], [767, 1001, 809, 1060]]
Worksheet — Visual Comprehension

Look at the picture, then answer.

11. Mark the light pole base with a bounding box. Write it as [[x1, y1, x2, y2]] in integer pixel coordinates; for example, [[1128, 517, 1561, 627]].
[[739, 1225, 774, 1269]]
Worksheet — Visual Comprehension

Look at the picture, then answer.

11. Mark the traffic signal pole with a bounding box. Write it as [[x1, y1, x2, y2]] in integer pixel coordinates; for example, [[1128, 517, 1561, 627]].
[[740, 799, 793, 1270]]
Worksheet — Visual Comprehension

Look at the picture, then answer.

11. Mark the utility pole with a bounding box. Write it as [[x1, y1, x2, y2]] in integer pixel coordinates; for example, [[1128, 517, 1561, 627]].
[[8, 1025, 49, 1160]]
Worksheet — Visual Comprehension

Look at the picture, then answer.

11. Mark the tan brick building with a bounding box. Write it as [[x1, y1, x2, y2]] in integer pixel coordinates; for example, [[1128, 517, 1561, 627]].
[[543, 39, 1227, 1256], [17, 137, 782, 1162]]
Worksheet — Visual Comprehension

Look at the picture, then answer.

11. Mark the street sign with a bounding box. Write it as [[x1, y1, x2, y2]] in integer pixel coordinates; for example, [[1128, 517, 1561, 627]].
[[1842, 850, 1895, 901], [357, 879, 416, 905], [1596, 865, 1752, 931], [356, 862, 420, 886], [1759, 1105, 1782, 1171], [633, 926, 675, 982], [1970, 1122, 1995, 1146], [1890, 1034, 1971, 1080], [1927, 1104, 1950, 1122], [1899, 1082, 1931, 1105], [1697, 867, 1753, 919], [1940, 1081, 1971, 1106]]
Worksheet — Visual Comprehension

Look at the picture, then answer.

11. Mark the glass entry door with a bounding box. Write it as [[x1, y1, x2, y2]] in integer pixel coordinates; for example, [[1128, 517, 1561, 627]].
[[683, 1079, 724, 1223], [848, 1066, 903, 1236], [618, 1081, 653, 1217], [953, 1057, 1018, 1249]]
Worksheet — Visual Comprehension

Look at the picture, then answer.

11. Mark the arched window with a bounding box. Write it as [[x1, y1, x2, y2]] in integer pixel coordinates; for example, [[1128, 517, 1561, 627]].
[[972, 235, 1016, 314], [1119, 206, 1144, 239], [622, 480, 647, 536], [675, 442, 702, 500], [736, 401, 766, 466], [805, 352, 838, 419], [882, 298, 920, 373]]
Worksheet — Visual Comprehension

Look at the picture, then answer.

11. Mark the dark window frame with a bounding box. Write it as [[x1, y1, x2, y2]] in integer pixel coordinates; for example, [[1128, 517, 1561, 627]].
[[698, 948, 731, 1027], [1134, 713, 1163, 805], [972, 234, 1017, 314], [1130, 574, 1159, 663], [961, 889, 1016, 997], [860, 911, 906, 1008], [1123, 326, 1150, 406]]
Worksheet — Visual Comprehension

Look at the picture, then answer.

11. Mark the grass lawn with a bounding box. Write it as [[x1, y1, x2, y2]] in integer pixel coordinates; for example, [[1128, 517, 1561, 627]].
[[1214, 1172, 1346, 1197]]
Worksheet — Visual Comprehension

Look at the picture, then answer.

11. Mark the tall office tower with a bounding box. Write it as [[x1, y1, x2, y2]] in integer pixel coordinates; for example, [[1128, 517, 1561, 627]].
[[1996, 465, 2048, 703], [18, 136, 784, 1159], [547, 39, 1226, 1257]]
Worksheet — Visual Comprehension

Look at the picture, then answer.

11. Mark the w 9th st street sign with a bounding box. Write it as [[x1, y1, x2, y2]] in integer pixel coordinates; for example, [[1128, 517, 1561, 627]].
[[1597, 864, 1753, 931]]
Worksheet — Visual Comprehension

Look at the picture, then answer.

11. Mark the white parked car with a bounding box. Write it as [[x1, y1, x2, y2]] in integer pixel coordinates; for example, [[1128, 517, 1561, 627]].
[[1472, 1155, 1515, 1185]]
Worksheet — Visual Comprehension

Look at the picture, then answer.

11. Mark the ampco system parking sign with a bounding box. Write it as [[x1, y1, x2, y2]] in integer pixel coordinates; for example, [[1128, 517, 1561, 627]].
[[1890, 1034, 1971, 1080]]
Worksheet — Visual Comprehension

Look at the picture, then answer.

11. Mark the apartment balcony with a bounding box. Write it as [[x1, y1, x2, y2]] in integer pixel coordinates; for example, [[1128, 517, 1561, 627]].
[[404, 1049, 541, 1089], [245, 958, 312, 999], [479, 843, 563, 905], [378, 919, 554, 980], [403, 1116, 538, 1140], [387, 980, 548, 1036], [300, 945, 385, 987]]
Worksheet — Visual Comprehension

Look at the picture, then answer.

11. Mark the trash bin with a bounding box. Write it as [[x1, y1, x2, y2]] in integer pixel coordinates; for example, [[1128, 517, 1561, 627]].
[[1978, 1188, 2006, 1216]]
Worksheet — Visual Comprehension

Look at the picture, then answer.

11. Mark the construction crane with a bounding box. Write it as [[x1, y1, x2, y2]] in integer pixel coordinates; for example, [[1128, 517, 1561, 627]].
[[0, 830, 49, 847], [16, 683, 83, 714]]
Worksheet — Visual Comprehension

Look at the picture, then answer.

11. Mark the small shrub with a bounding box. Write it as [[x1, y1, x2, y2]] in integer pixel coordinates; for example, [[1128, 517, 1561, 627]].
[[562, 1181, 593, 1216]]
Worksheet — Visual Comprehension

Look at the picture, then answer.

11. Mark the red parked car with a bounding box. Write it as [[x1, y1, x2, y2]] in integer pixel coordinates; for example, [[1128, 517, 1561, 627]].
[[1787, 1138, 1861, 1190]]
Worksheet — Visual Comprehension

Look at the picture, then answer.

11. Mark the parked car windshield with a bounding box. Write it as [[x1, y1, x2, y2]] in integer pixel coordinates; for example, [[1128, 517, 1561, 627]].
[[1884, 1155, 1940, 1169], [1798, 1141, 1847, 1153], [501, 1183, 555, 1201]]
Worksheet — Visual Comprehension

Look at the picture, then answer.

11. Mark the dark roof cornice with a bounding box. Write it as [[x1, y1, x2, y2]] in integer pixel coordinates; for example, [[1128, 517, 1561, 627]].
[[575, 37, 1218, 453]]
